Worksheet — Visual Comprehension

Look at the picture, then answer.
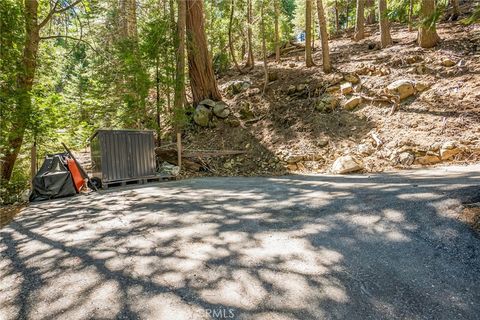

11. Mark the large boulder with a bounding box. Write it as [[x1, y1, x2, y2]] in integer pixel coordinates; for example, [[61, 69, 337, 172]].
[[331, 155, 363, 174], [193, 105, 212, 127], [199, 99, 216, 107], [387, 79, 415, 100], [213, 101, 230, 119]]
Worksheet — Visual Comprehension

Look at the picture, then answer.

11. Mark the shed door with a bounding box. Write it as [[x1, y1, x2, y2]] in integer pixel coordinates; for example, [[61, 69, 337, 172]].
[[127, 132, 156, 178], [101, 131, 130, 181]]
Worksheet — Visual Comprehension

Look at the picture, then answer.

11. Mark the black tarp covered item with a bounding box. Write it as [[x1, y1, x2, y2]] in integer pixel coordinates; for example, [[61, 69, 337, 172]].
[[29, 153, 77, 202]]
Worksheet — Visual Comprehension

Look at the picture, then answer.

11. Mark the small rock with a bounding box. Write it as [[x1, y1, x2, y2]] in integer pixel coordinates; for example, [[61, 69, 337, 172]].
[[239, 102, 255, 120], [398, 152, 415, 166], [340, 82, 353, 95], [287, 85, 297, 95], [386, 79, 415, 100], [226, 118, 241, 127], [285, 154, 303, 164], [414, 82, 430, 92], [286, 163, 298, 171], [326, 85, 340, 93], [296, 83, 308, 92], [289, 63, 296, 68], [268, 71, 279, 82], [315, 95, 339, 113], [429, 142, 442, 152], [213, 101, 230, 118], [193, 105, 212, 127], [248, 88, 261, 96], [225, 80, 252, 94], [326, 73, 344, 85], [303, 161, 321, 171], [331, 155, 363, 174], [416, 154, 441, 165], [317, 138, 329, 147], [344, 96, 362, 110], [441, 58, 456, 67], [344, 73, 360, 84], [440, 141, 461, 160], [357, 143, 374, 156], [199, 99, 216, 107]]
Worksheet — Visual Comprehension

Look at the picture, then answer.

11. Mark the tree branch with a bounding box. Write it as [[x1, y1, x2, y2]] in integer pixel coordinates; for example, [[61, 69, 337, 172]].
[[54, 0, 83, 15], [40, 35, 99, 54], [38, 0, 83, 29]]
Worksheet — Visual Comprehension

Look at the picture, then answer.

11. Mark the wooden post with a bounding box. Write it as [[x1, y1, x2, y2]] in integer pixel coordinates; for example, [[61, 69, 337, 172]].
[[30, 142, 37, 187], [176, 132, 182, 171]]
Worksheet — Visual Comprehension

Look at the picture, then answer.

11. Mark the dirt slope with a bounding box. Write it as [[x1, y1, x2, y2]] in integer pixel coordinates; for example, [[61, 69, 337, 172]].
[[180, 20, 480, 176]]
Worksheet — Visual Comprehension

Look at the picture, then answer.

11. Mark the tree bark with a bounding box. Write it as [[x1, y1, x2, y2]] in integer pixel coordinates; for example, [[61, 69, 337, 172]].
[[316, 0, 332, 73], [418, 0, 440, 48], [119, 0, 138, 39], [366, 0, 376, 24], [186, 0, 222, 104], [354, 0, 365, 41], [408, 0, 414, 31], [305, 0, 314, 67], [1, 0, 40, 181], [228, 0, 242, 72], [245, 0, 254, 69], [261, 0, 268, 94], [451, 0, 460, 20], [378, 0, 393, 48], [335, 0, 340, 32], [274, 0, 281, 63], [174, 0, 186, 119]]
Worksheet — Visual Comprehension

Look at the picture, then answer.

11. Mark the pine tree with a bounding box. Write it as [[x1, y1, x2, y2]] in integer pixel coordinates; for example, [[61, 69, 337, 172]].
[[305, 0, 314, 67], [418, 0, 440, 48], [354, 0, 365, 41], [378, 0, 393, 48], [186, 0, 222, 104], [316, 0, 332, 72]]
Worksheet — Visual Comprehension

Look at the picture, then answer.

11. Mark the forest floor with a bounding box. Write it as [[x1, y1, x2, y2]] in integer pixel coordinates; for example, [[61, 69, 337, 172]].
[[180, 20, 480, 177]]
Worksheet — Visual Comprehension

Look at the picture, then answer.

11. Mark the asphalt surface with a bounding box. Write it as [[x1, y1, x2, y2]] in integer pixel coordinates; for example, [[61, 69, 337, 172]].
[[1, 165, 480, 320]]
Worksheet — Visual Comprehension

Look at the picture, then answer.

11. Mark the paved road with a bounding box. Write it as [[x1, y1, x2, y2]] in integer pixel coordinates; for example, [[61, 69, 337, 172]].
[[1, 165, 480, 320]]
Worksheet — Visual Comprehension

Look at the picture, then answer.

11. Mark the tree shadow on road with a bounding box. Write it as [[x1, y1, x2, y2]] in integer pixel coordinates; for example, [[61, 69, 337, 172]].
[[1, 169, 480, 319]]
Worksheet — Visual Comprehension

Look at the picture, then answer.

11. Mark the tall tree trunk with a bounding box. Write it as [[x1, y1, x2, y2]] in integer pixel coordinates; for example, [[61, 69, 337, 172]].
[[335, 0, 340, 32], [228, 0, 242, 72], [408, 0, 414, 31], [345, 0, 350, 29], [120, 0, 137, 39], [354, 0, 365, 40], [261, 0, 268, 94], [451, 0, 460, 20], [245, 0, 254, 69], [274, 0, 281, 63], [366, 0, 376, 24], [119, 0, 147, 126], [186, 0, 222, 104], [378, 0, 392, 48], [316, 0, 332, 73], [305, 0, 314, 67], [1, 0, 40, 181], [174, 0, 186, 120], [418, 0, 440, 48]]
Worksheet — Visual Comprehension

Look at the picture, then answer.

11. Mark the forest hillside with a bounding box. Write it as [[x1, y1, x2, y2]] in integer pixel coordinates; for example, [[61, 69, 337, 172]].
[[1, 0, 479, 203]]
